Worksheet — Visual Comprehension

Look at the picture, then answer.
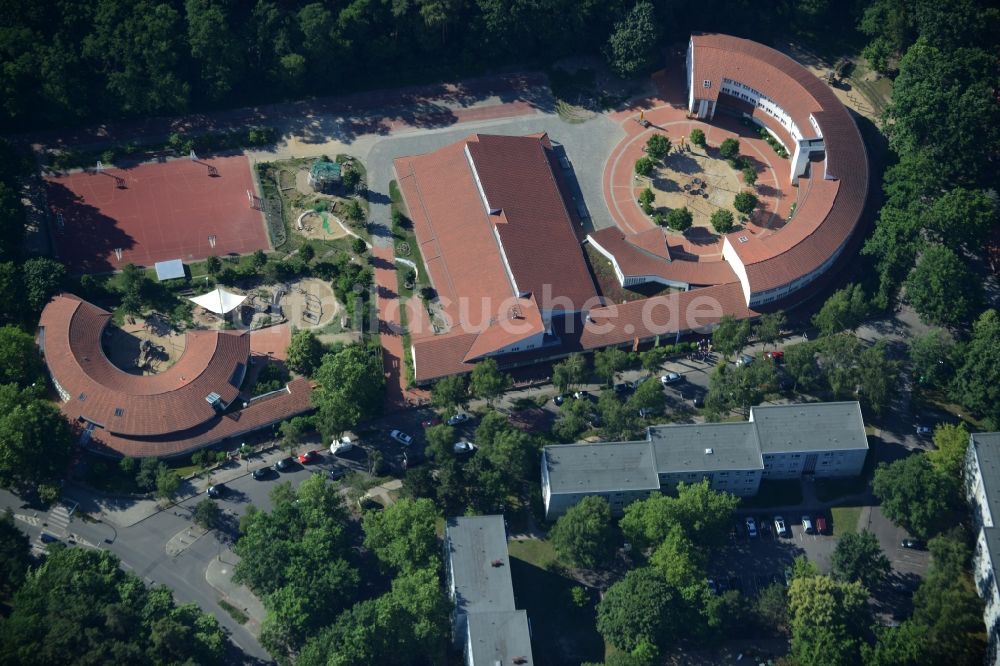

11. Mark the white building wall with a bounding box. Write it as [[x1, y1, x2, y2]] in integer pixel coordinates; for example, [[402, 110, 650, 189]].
[[545, 489, 655, 520], [659, 469, 762, 496], [721, 236, 752, 305], [813, 449, 867, 477]]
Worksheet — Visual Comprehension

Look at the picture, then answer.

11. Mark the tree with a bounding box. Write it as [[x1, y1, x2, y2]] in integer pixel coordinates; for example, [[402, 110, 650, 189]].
[[927, 422, 969, 484], [873, 454, 957, 539], [205, 255, 222, 275], [665, 207, 692, 232], [649, 526, 705, 600], [0, 385, 74, 492], [469, 358, 509, 405], [553, 353, 588, 393], [812, 283, 869, 336], [286, 329, 325, 376], [861, 622, 930, 666], [193, 498, 222, 530], [0, 326, 44, 387], [597, 567, 683, 652], [788, 575, 870, 666], [351, 237, 367, 254], [0, 510, 29, 598], [362, 498, 440, 574], [626, 377, 667, 415], [754, 584, 789, 632], [634, 156, 654, 177], [951, 309, 1000, 427], [923, 187, 998, 252], [0, 547, 225, 665], [550, 495, 616, 568], [22, 257, 65, 314], [855, 339, 902, 417], [712, 314, 751, 360], [638, 186, 655, 213], [704, 361, 776, 419], [603, 1, 660, 78], [645, 134, 671, 161], [598, 389, 635, 441], [251, 249, 268, 270], [313, 343, 384, 437], [719, 138, 740, 160], [431, 373, 468, 411], [343, 198, 365, 224], [742, 166, 757, 186], [904, 244, 980, 328], [690, 128, 706, 148], [620, 481, 740, 550], [908, 328, 956, 389], [755, 311, 786, 349], [710, 208, 735, 234], [733, 191, 758, 215], [279, 416, 310, 449], [424, 424, 456, 463], [831, 531, 890, 588], [594, 347, 628, 385], [299, 242, 315, 263], [784, 341, 821, 392], [155, 465, 181, 500]]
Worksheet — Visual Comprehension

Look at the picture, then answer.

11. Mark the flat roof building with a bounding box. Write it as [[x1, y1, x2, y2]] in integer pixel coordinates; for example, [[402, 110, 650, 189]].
[[444, 515, 534, 666], [542, 401, 868, 519]]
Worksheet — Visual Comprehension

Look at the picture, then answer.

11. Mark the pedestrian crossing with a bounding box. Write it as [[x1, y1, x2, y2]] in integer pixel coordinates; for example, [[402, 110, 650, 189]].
[[30, 503, 75, 555]]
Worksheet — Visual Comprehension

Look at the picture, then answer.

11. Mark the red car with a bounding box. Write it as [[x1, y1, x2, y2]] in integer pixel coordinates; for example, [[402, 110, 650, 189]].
[[297, 450, 319, 464], [764, 351, 785, 363], [421, 415, 443, 428], [815, 515, 828, 534]]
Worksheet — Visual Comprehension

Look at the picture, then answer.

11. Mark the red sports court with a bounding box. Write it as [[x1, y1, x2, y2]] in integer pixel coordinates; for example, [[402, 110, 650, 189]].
[[45, 155, 270, 274]]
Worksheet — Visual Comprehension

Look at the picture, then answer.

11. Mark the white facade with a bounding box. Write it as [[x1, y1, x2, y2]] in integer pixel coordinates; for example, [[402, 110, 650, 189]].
[[658, 468, 762, 496], [587, 235, 690, 291], [965, 434, 1000, 665]]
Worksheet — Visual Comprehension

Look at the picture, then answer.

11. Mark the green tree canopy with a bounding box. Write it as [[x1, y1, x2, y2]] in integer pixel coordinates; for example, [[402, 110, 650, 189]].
[[313, 343, 384, 437], [596, 567, 683, 652], [873, 454, 957, 539], [0, 509, 29, 598], [362, 497, 440, 574], [0, 384, 74, 492], [431, 373, 468, 412], [927, 422, 969, 483], [666, 207, 692, 231], [469, 358, 509, 405], [553, 353, 588, 393], [733, 191, 758, 215], [754, 311, 785, 348], [0, 326, 44, 388], [908, 328, 956, 389], [603, 1, 660, 78], [286, 329, 326, 376], [634, 156, 654, 177], [192, 497, 222, 530], [620, 481, 740, 550], [788, 574, 870, 666], [710, 208, 735, 234], [550, 495, 616, 568], [645, 134, 671, 161], [594, 347, 628, 385], [951, 309, 1000, 427], [719, 138, 739, 160], [711, 314, 751, 360], [812, 283, 869, 336], [904, 244, 981, 328], [831, 530, 890, 589], [690, 128, 706, 147], [22, 257, 65, 314]]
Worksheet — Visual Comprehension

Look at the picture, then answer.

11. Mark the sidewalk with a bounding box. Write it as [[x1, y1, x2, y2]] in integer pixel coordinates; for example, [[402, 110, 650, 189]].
[[206, 551, 266, 635]]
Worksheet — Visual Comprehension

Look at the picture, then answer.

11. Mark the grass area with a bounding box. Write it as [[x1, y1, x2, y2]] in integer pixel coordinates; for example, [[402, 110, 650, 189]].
[[218, 599, 249, 625], [831, 506, 862, 537], [508, 538, 558, 569], [509, 553, 604, 665], [171, 463, 202, 479], [741, 480, 804, 509]]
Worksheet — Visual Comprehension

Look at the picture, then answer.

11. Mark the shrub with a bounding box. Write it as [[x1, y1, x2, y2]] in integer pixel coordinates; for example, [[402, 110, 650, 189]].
[[690, 128, 706, 147], [711, 209, 735, 234], [719, 138, 740, 160], [641, 202, 654, 215], [652, 212, 667, 227], [742, 166, 758, 186], [634, 156, 654, 177], [351, 237, 367, 254], [666, 207, 693, 231], [734, 191, 759, 215], [638, 187, 655, 206]]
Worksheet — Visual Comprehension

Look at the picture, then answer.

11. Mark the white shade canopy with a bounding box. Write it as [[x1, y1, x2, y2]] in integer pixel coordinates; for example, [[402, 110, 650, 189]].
[[189, 287, 246, 315]]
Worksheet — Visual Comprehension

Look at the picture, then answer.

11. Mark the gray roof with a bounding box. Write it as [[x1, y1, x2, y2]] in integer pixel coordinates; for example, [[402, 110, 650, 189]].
[[467, 610, 534, 666], [752, 401, 868, 453], [154, 259, 184, 281], [445, 516, 516, 616], [544, 441, 660, 495], [650, 422, 763, 472], [970, 433, 1000, 526]]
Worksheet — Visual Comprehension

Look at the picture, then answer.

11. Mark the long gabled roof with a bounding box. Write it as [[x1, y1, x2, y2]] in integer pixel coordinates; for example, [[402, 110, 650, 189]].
[[39, 294, 249, 436]]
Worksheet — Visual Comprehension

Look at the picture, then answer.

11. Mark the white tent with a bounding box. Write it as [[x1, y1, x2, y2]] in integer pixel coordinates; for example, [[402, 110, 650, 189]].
[[189, 287, 246, 315]]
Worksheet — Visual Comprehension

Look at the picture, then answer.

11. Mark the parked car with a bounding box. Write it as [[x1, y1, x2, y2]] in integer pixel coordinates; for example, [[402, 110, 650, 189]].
[[902, 538, 926, 550], [660, 372, 682, 385], [763, 350, 784, 363], [272, 457, 293, 472], [330, 436, 354, 455], [624, 380, 638, 390], [420, 415, 442, 428], [327, 467, 348, 481], [784, 568, 793, 586], [915, 425, 933, 437], [297, 450, 320, 464], [453, 441, 476, 454], [692, 396, 705, 408], [746, 516, 758, 538], [573, 390, 593, 401], [207, 483, 228, 499], [613, 382, 632, 394], [447, 412, 471, 426], [759, 518, 772, 535], [40, 532, 59, 544], [774, 516, 789, 537], [252, 467, 273, 480], [736, 354, 754, 367], [553, 394, 565, 406], [390, 429, 413, 446], [638, 407, 655, 418], [802, 515, 815, 534], [815, 515, 828, 534]]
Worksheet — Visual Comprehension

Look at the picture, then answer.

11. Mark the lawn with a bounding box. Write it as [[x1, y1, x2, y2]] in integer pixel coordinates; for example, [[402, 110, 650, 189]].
[[509, 548, 605, 665], [831, 506, 862, 537], [508, 537, 558, 569]]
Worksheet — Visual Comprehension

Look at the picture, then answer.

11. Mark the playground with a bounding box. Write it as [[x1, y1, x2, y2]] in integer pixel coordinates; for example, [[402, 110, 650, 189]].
[[294, 209, 352, 242], [45, 154, 270, 273]]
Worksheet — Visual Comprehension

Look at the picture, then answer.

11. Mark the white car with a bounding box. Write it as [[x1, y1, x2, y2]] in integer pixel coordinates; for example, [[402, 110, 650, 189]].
[[390, 429, 413, 446], [447, 412, 470, 426], [330, 436, 354, 455], [453, 441, 476, 454], [736, 354, 754, 367], [774, 516, 789, 537], [660, 372, 682, 385], [746, 517, 758, 538]]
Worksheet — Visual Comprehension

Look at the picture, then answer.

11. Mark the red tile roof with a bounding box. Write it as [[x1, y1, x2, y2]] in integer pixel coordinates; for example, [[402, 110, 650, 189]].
[[588, 227, 739, 287], [691, 33, 869, 295], [39, 294, 314, 456]]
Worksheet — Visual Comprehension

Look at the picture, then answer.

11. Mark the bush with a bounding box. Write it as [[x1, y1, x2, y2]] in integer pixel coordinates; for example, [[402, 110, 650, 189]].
[[652, 212, 667, 227], [690, 128, 706, 147], [742, 166, 758, 186], [638, 187, 655, 206], [342, 167, 361, 191], [634, 156, 654, 177], [711, 209, 735, 234], [351, 237, 367, 255], [641, 201, 654, 215], [666, 207, 693, 231], [719, 138, 740, 160], [734, 191, 759, 215]]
